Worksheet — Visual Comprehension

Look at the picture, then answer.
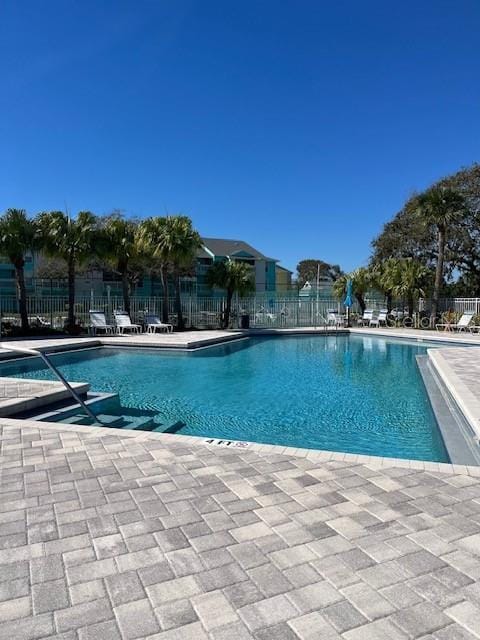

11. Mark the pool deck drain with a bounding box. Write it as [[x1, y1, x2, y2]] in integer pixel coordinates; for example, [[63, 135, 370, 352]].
[[4, 417, 480, 639]]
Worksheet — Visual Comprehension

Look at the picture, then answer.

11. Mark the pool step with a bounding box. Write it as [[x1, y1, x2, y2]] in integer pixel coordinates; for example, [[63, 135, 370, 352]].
[[61, 413, 125, 427], [59, 412, 156, 431], [159, 421, 186, 434], [128, 416, 157, 431]]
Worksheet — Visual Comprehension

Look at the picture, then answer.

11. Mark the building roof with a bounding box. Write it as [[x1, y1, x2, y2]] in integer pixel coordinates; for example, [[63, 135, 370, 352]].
[[276, 264, 293, 274], [200, 237, 277, 262]]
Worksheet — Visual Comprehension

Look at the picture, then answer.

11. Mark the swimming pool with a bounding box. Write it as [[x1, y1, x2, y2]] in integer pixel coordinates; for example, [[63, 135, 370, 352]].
[[0, 335, 448, 462]]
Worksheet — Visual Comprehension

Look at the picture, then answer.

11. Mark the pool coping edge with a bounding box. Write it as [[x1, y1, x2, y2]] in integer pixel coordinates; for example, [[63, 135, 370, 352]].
[[1, 415, 478, 477]]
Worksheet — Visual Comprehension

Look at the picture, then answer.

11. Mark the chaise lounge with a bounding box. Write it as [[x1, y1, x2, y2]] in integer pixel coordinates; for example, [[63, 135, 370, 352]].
[[144, 314, 173, 333], [436, 311, 474, 332], [370, 309, 388, 327], [88, 311, 115, 335], [114, 311, 142, 334]]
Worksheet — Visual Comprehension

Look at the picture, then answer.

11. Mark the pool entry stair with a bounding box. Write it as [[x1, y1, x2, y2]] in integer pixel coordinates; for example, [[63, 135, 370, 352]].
[[55, 411, 157, 431], [25, 392, 185, 434]]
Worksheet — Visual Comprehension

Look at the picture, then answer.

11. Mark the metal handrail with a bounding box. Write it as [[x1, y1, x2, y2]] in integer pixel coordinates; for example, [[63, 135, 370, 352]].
[[0, 344, 104, 425]]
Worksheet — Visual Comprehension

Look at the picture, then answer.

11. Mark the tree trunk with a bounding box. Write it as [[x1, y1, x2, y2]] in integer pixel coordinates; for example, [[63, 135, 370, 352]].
[[174, 269, 184, 331], [431, 228, 446, 327], [160, 266, 169, 324], [14, 261, 29, 333], [407, 294, 414, 318], [224, 290, 233, 329], [355, 293, 366, 314], [386, 292, 392, 313], [121, 270, 130, 315], [67, 257, 76, 330]]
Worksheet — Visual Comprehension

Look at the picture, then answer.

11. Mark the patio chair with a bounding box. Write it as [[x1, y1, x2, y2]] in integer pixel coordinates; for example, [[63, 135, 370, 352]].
[[358, 309, 374, 326], [370, 309, 388, 327], [88, 310, 115, 335], [144, 314, 173, 333], [436, 311, 474, 332], [327, 310, 344, 327], [114, 311, 142, 334]]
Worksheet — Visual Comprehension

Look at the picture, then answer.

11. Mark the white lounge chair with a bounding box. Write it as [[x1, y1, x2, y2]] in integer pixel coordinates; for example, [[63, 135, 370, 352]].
[[370, 309, 388, 327], [114, 311, 142, 334], [358, 309, 374, 326], [144, 314, 173, 333], [89, 311, 115, 335], [327, 310, 344, 327], [436, 311, 474, 332]]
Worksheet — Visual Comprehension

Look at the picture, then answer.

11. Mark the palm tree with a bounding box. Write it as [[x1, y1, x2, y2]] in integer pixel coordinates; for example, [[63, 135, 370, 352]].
[[37, 211, 97, 331], [333, 267, 372, 314], [0, 209, 38, 332], [98, 215, 139, 315], [387, 258, 430, 317], [154, 216, 202, 331], [206, 259, 255, 328], [370, 258, 399, 312], [416, 187, 465, 325], [137, 217, 172, 324]]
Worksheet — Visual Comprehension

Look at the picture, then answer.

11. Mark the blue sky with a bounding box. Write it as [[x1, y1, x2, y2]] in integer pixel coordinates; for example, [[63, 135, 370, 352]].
[[1, 1, 479, 273]]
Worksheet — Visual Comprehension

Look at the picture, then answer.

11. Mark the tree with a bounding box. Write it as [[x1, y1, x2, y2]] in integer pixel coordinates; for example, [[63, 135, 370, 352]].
[[369, 258, 403, 312], [137, 217, 172, 324], [37, 211, 97, 331], [137, 215, 201, 329], [371, 164, 480, 296], [382, 258, 430, 317], [415, 187, 465, 325], [98, 214, 139, 314], [206, 259, 255, 328], [154, 216, 201, 331], [0, 209, 38, 332], [371, 201, 436, 266], [296, 259, 343, 287], [438, 164, 480, 294], [35, 255, 68, 281], [333, 267, 372, 313]]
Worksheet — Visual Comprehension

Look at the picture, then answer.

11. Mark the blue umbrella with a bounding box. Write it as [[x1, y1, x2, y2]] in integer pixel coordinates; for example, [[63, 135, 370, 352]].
[[343, 279, 353, 308], [343, 279, 353, 327]]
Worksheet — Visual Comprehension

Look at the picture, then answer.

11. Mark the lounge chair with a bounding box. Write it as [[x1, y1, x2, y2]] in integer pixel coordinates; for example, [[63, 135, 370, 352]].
[[89, 310, 115, 335], [370, 309, 388, 327], [327, 310, 344, 327], [114, 311, 142, 334], [358, 309, 374, 326], [436, 311, 474, 332], [144, 314, 173, 333]]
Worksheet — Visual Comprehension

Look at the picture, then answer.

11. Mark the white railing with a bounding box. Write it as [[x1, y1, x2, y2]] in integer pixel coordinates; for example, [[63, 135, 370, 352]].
[[5, 293, 479, 330], [419, 298, 480, 315], [0, 295, 361, 330]]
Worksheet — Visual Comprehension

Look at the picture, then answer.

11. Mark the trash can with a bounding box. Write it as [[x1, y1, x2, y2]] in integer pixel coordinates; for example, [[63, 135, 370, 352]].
[[240, 314, 250, 329]]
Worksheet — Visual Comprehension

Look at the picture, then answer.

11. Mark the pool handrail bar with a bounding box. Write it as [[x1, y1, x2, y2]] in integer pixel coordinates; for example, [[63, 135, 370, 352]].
[[0, 344, 104, 426]]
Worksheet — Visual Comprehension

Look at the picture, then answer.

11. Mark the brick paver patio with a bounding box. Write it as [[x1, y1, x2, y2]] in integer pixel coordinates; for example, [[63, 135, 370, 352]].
[[2, 421, 480, 639]]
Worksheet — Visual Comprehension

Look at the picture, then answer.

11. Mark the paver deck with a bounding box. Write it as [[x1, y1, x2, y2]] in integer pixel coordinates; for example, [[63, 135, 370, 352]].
[[3, 419, 480, 639], [428, 347, 480, 443], [0, 378, 90, 417], [0, 330, 243, 356]]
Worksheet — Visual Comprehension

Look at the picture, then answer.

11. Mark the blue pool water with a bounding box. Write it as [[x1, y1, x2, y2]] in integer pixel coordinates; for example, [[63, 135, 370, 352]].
[[0, 335, 449, 462]]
